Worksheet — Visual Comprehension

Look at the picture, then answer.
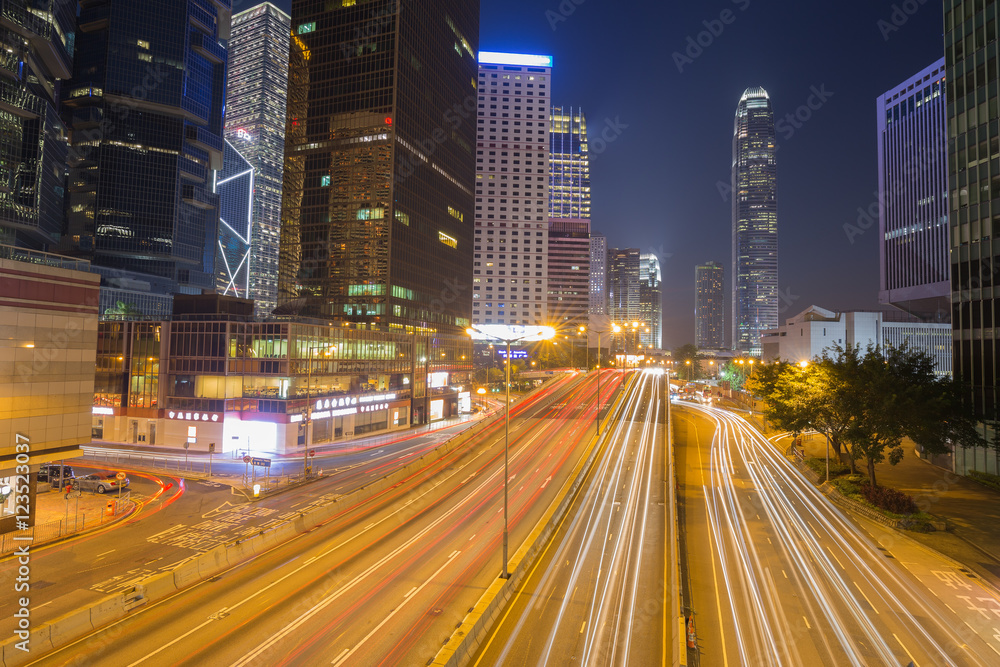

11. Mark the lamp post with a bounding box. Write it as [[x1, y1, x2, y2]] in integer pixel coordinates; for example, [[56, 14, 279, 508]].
[[467, 326, 554, 579], [579, 325, 588, 370], [304, 343, 336, 478], [477, 386, 486, 412]]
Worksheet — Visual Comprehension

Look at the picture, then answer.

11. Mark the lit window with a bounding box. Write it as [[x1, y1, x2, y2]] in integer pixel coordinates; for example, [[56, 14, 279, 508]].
[[438, 232, 458, 248], [320, 175, 331, 187], [297, 22, 316, 34]]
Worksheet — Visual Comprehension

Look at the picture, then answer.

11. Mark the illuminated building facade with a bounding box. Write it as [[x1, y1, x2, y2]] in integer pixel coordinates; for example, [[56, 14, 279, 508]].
[[547, 218, 590, 328], [91, 295, 472, 453], [877, 59, 949, 322], [549, 106, 590, 219], [225, 2, 290, 318], [62, 0, 231, 294], [696, 261, 725, 349], [278, 0, 479, 335], [214, 140, 254, 298], [639, 252, 661, 349], [589, 231, 607, 315], [473, 51, 552, 327], [0, 0, 75, 250], [608, 247, 640, 326], [945, 1, 999, 446], [732, 86, 778, 355]]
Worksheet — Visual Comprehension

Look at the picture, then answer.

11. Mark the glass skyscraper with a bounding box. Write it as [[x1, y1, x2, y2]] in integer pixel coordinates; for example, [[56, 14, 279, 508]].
[[696, 261, 725, 349], [589, 231, 607, 316], [877, 59, 950, 322], [215, 140, 253, 298], [639, 252, 662, 349], [944, 1, 999, 431], [0, 0, 75, 250], [278, 0, 479, 335], [472, 51, 552, 328], [608, 247, 640, 326], [62, 0, 231, 294], [549, 106, 590, 219], [226, 2, 289, 318], [731, 86, 778, 355]]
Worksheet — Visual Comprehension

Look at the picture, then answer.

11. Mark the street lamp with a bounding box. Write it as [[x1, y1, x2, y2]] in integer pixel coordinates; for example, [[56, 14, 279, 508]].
[[685, 359, 692, 381], [304, 343, 336, 477], [476, 386, 486, 412], [466, 326, 554, 580]]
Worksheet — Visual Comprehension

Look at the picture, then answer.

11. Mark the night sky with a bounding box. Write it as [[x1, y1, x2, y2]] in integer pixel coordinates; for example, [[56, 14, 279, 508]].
[[238, 0, 944, 349]]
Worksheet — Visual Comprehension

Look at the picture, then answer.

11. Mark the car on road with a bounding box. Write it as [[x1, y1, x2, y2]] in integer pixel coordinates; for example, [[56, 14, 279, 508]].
[[73, 474, 125, 494]]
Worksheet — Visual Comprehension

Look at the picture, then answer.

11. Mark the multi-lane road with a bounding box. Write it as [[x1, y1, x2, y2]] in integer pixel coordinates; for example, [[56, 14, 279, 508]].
[[676, 401, 1000, 667], [472, 369, 667, 666], [26, 370, 624, 666]]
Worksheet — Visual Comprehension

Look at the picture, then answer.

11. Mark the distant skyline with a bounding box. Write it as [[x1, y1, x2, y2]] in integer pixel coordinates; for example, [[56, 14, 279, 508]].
[[238, 0, 946, 348]]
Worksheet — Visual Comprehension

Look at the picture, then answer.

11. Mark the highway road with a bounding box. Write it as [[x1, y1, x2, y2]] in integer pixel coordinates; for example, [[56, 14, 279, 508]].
[[26, 370, 626, 666], [675, 401, 1000, 667], [471, 369, 668, 666], [0, 376, 571, 637]]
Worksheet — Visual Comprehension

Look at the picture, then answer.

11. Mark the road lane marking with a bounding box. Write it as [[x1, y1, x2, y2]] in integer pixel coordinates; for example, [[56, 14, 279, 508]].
[[330, 551, 461, 666], [826, 546, 846, 570], [802, 616, 811, 629], [95, 549, 116, 557], [892, 633, 918, 666], [580, 621, 586, 634], [854, 583, 879, 614], [404, 587, 417, 599]]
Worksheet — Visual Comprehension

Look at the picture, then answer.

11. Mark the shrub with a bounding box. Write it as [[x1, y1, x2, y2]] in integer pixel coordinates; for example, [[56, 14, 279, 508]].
[[968, 470, 1000, 493], [859, 483, 917, 516], [804, 457, 850, 479]]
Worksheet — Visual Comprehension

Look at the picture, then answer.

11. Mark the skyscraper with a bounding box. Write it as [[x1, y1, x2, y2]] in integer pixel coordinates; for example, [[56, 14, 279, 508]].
[[0, 0, 75, 250], [226, 2, 290, 318], [639, 252, 662, 349], [877, 59, 949, 322], [607, 247, 640, 326], [732, 86, 778, 355], [472, 51, 552, 327], [62, 0, 231, 295], [945, 1, 999, 433], [215, 140, 254, 298], [696, 261, 725, 349], [549, 106, 590, 219], [547, 219, 590, 328], [279, 1, 479, 335], [589, 232, 607, 316]]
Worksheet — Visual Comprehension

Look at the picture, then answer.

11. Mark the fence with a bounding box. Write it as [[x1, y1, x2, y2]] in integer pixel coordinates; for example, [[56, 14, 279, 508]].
[[0, 497, 135, 556]]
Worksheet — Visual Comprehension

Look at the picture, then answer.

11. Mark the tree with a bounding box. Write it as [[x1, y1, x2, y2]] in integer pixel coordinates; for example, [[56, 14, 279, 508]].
[[104, 300, 144, 319], [672, 343, 702, 380]]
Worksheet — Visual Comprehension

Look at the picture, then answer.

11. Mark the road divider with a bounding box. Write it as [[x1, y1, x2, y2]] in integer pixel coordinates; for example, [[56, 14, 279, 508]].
[[430, 370, 636, 666]]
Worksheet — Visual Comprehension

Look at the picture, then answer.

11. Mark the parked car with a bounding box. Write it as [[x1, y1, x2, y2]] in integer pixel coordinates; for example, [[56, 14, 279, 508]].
[[37, 464, 74, 483], [74, 474, 123, 494], [100, 472, 130, 489]]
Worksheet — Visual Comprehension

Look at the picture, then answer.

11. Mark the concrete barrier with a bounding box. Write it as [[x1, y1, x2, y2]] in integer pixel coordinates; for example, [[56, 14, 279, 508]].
[[47, 607, 94, 650], [88, 596, 126, 632], [196, 547, 228, 579], [172, 559, 202, 590], [138, 571, 177, 602], [2, 624, 51, 667]]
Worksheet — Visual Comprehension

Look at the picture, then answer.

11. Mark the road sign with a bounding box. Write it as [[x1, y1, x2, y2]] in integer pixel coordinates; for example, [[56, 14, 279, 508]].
[[309, 450, 315, 457], [208, 442, 215, 453], [243, 455, 251, 464], [250, 457, 271, 467], [115, 471, 126, 480], [183, 441, 190, 449]]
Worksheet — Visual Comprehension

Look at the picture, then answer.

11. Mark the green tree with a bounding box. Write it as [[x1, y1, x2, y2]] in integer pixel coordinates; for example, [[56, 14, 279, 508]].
[[672, 343, 702, 380]]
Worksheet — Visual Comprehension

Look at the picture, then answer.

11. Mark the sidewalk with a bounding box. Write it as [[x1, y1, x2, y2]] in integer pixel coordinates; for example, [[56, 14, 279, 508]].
[[1, 484, 135, 555], [738, 408, 1000, 589]]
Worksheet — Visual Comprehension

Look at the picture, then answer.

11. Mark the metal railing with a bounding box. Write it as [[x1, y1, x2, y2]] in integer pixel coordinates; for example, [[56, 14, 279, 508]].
[[0, 497, 135, 556]]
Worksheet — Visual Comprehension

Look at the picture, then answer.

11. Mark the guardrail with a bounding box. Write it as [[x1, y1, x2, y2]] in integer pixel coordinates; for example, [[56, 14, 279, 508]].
[[0, 497, 135, 556]]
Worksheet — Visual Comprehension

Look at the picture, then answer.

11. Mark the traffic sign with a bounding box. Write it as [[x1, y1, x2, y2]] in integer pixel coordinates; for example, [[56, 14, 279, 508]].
[[208, 442, 215, 453], [115, 471, 126, 480], [243, 455, 251, 464], [250, 457, 271, 467], [309, 450, 315, 457]]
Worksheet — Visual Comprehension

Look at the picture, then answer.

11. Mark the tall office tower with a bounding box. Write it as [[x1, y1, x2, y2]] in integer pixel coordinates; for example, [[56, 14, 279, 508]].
[[549, 106, 590, 219], [589, 231, 607, 315], [696, 261, 725, 349], [639, 252, 662, 349], [0, 0, 75, 250], [547, 219, 590, 328], [215, 140, 254, 297], [945, 1, 999, 431], [62, 0, 230, 294], [877, 59, 950, 322], [731, 86, 778, 355], [607, 247, 640, 325], [472, 51, 552, 327], [278, 2, 479, 334], [226, 2, 290, 318]]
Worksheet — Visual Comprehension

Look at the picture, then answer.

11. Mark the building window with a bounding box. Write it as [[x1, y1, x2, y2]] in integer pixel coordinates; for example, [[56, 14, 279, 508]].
[[439, 232, 458, 248]]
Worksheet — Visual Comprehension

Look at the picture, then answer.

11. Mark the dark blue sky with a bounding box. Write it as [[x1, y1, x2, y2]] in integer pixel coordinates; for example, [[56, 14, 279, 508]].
[[242, 0, 944, 348]]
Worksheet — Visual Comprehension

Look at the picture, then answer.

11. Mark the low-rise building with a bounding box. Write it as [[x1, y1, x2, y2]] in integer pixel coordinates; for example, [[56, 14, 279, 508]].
[[760, 305, 951, 376], [92, 295, 472, 456]]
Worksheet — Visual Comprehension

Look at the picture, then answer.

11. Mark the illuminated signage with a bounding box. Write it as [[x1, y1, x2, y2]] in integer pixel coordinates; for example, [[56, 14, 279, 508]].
[[478, 51, 553, 67], [234, 128, 252, 142], [92, 407, 114, 415], [467, 325, 555, 342], [168, 411, 220, 422], [496, 349, 529, 359], [428, 372, 449, 388]]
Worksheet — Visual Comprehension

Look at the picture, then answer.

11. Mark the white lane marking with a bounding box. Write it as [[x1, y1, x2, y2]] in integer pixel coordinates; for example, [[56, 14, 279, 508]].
[[95, 549, 116, 558], [330, 551, 461, 666], [826, 546, 846, 571], [404, 587, 417, 599], [854, 583, 879, 615]]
